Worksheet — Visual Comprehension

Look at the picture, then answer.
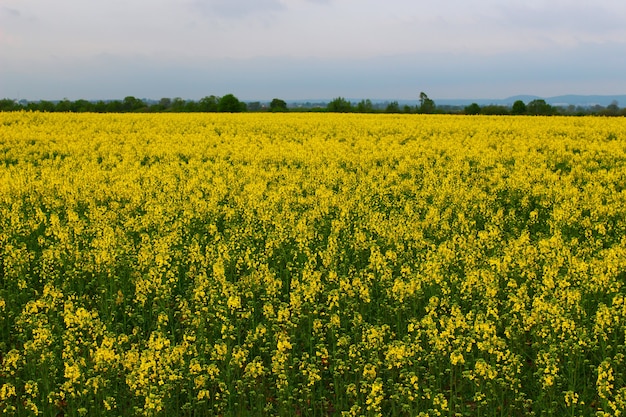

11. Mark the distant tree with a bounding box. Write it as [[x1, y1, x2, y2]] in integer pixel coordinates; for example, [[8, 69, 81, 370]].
[[93, 100, 108, 113], [122, 96, 146, 112], [356, 99, 374, 113], [56, 99, 72, 112], [526, 99, 554, 115], [270, 98, 288, 112], [558, 104, 576, 116], [481, 105, 509, 115], [156, 97, 172, 111], [602, 100, 620, 116], [464, 103, 481, 115], [589, 105, 604, 116], [171, 97, 187, 112], [511, 100, 527, 115], [218, 94, 245, 112], [327, 97, 352, 112], [72, 99, 93, 112], [38, 100, 57, 112], [25, 102, 40, 112], [247, 101, 262, 112], [575, 106, 587, 116], [418, 92, 436, 114], [106, 100, 123, 112], [122, 96, 134, 112], [385, 101, 400, 113], [197, 96, 218, 112], [185, 100, 200, 112], [0, 98, 19, 111]]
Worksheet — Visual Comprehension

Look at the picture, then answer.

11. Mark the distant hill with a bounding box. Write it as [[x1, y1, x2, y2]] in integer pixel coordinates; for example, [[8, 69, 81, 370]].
[[285, 95, 626, 109], [436, 95, 626, 107], [543, 95, 625, 107]]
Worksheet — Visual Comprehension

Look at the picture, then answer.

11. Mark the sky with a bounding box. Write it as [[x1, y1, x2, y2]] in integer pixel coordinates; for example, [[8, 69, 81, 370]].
[[1, 0, 626, 101]]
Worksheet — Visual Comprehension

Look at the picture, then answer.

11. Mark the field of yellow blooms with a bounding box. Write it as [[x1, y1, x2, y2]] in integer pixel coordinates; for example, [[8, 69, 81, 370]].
[[1, 111, 626, 416]]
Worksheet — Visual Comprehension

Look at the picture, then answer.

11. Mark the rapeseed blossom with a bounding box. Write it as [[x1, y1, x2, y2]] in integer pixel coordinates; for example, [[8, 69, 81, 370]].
[[1, 112, 626, 415]]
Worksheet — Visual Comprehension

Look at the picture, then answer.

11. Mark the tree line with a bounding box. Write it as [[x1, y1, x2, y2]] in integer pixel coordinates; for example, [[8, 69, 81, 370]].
[[1, 93, 625, 116], [330, 95, 626, 116], [0, 94, 248, 113], [460, 99, 626, 117]]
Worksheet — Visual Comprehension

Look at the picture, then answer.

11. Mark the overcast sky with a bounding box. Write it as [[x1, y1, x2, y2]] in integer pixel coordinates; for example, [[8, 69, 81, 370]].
[[1, 0, 626, 101]]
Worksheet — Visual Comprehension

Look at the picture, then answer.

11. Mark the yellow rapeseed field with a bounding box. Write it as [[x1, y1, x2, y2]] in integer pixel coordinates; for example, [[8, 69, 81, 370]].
[[1, 112, 626, 416]]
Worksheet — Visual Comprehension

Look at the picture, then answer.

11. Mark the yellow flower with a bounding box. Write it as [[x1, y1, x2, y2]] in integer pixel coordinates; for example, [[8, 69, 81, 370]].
[[597, 360, 615, 400], [277, 333, 292, 352], [227, 294, 241, 311], [244, 359, 265, 379], [365, 379, 384, 413], [363, 364, 377, 380], [0, 383, 17, 400], [564, 390, 579, 407], [450, 349, 465, 366]]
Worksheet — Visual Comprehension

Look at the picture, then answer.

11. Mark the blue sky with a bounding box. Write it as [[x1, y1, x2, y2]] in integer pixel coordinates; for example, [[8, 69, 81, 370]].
[[1, 0, 625, 101]]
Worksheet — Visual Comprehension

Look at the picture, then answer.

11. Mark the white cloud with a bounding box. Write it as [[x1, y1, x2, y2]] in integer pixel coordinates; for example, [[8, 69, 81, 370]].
[[1, 6, 21, 18], [1, 0, 626, 99], [189, 0, 286, 18], [495, 1, 626, 37]]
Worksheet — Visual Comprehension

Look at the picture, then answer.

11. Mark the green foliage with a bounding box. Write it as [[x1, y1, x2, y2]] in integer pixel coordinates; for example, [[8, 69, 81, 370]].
[[601, 101, 621, 116], [2, 93, 625, 116], [418, 92, 436, 114], [385, 101, 401, 113], [39, 101, 57, 112], [247, 101, 262, 111], [106, 100, 124, 112], [0, 98, 19, 111], [511, 100, 527, 115], [356, 99, 374, 113], [122, 96, 147, 112], [55, 99, 72, 112], [327, 97, 353, 112], [71, 99, 94, 112], [270, 98, 288, 112], [171, 97, 187, 112], [464, 103, 481, 115], [481, 105, 510, 115], [527, 99, 555, 115], [157, 97, 172, 111], [218, 94, 246, 112], [196, 96, 217, 112]]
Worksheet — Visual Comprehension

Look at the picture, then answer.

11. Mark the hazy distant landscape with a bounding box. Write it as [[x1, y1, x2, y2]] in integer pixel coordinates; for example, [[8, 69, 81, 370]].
[[2, 93, 625, 116], [430, 94, 626, 107], [289, 94, 626, 111]]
